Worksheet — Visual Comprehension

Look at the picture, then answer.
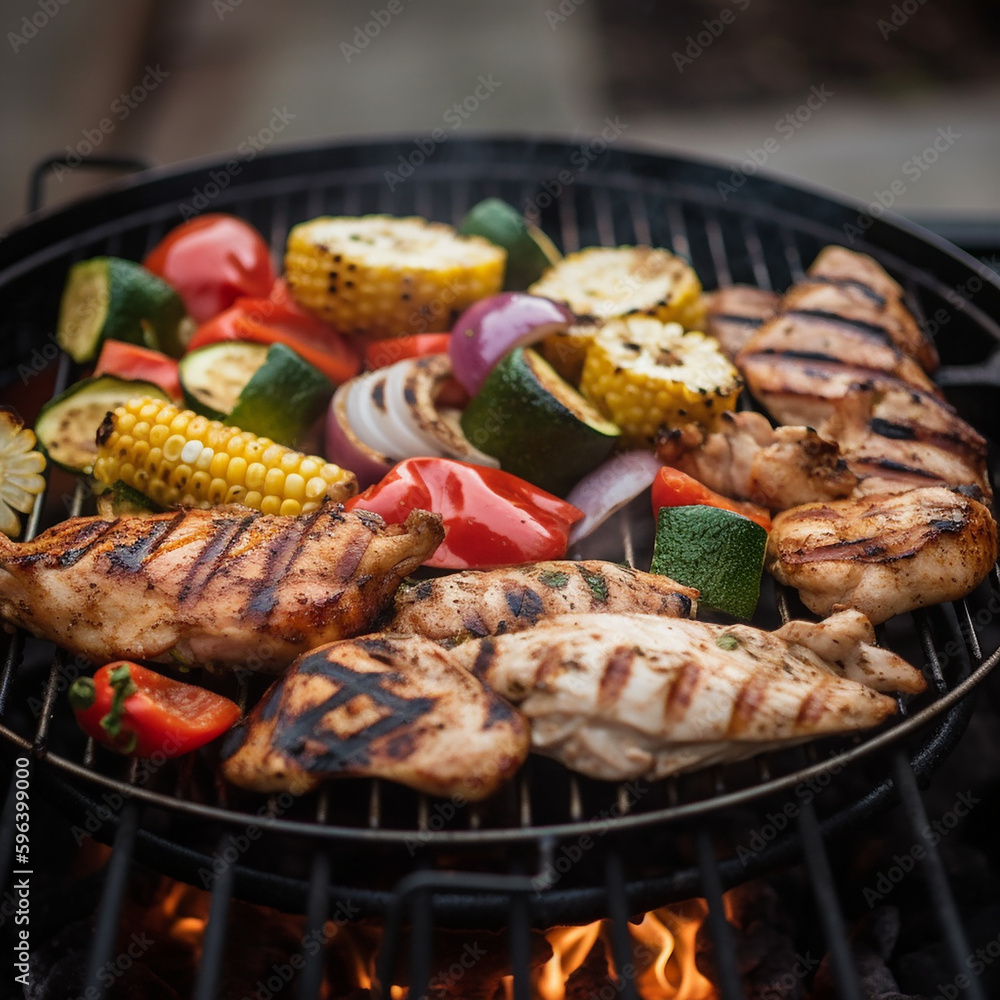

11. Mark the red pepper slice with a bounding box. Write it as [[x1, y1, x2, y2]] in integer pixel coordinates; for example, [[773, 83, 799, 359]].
[[651, 466, 772, 532], [363, 334, 452, 370], [362, 335, 468, 407], [345, 457, 583, 569], [94, 339, 182, 400], [187, 294, 362, 385], [68, 661, 240, 758], [144, 213, 276, 323]]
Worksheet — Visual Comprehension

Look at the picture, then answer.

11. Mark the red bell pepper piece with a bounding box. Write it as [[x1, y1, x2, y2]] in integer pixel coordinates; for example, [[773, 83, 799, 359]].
[[345, 457, 583, 569], [186, 292, 362, 385], [362, 334, 468, 407], [144, 213, 276, 323], [94, 339, 182, 400], [651, 466, 772, 532], [68, 661, 240, 758]]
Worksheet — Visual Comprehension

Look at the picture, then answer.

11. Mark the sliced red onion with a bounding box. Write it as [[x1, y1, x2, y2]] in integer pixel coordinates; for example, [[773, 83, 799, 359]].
[[566, 451, 663, 545], [449, 292, 573, 395], [380, 356, 448, 458], [325, 379, 393, 488]]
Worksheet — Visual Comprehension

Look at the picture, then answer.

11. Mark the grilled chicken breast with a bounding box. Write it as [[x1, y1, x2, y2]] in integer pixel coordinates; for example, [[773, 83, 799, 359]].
[[735, 246, 988, 499], [0, 504, 443, 672], [703, 285, 781, 360], [451, 611, 923, 782], [657, 411, 857, 510], [766, 487, 997, 624], [389, 560, 697, 642], [221, 633, 529, 800], [821, 386, 991, 497]]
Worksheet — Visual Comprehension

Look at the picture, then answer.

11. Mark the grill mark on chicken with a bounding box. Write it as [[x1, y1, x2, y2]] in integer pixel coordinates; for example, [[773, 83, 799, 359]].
[[727, 675, 767, 736], [246, 506, 327, 619], [504, 586, 545, 624], [807, 275, 887, 306], [461, 609, 491, 638], [599, 645, 635, 707], [178, 514, 256, 603], [274, 654, 438, 770], [665, 659, 701, 714], [866, 417, 985, 460], [55, 518, 122, 567], [778, 516, 965, 565], [849, 457, 944, 482], [471, 638, 497, 681], [107, 511, 186, 572], [869, 417, 915, 440], [712, 313, 766, 327], [795, 683, 831, 727], [784, 308, 897, 345]]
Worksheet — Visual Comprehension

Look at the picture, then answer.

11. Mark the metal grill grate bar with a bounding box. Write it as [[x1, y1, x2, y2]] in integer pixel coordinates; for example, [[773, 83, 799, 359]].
[[192, 833, 237, 1000], [300, 852, 329, 1000], [603, 849, 639, 1000], [83, 802, 140, 1000], [695, 832, 743, 1000], [797, 802, 863, 1000], [890, 751, 986, 1000]]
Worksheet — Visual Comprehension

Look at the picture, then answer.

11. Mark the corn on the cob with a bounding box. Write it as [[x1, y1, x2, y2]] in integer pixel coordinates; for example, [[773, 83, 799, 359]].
[[580, 316, 741, 448], [0, 412, 46, 537], [528, 246, 704, 327], [284, 215, 506, 338], [93, 398, 357, 515], [537, 324, 595, 386]]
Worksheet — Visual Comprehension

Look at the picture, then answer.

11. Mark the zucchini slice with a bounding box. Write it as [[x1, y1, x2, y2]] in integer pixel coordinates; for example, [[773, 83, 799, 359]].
[[34, 375, 168, 474], [459, 198, 561, 290], [56, 257, 191, 362], [179, 341, 334, 446], [460, 347, 620, 496]]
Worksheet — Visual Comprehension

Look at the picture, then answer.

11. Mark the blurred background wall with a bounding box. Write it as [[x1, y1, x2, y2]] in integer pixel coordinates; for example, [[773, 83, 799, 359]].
[[1, 0, 997, 230]]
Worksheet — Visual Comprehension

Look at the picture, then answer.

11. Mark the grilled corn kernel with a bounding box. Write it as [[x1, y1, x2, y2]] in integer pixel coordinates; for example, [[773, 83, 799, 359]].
[[529, 246, 704, 328], [93, 397, 357, 513], [580, 316, 741, 447], [284, 215, 506, 338]]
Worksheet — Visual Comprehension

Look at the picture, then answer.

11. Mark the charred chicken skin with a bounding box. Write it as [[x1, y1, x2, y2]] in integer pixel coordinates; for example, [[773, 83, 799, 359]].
[[766, 487, 997, 625], [450, 610, 923, 782], [703, 285, 781, 360], [389, 560, 698, 642], [221, 633, 529, 800], [0, 503, 443, 672], [656, 411, 858, 510]]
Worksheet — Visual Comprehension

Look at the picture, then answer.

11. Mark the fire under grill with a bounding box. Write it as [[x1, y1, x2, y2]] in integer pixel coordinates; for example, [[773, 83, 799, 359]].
[[3, 138, 1000, 999]]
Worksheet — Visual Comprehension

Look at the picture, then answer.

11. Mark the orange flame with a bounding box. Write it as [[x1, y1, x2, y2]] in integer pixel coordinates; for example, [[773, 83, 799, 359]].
[[537, 901, 716, 1000]]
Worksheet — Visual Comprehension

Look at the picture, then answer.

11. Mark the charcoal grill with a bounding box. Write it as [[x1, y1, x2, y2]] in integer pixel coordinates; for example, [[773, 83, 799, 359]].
[[3, 136, 1000, 1000]]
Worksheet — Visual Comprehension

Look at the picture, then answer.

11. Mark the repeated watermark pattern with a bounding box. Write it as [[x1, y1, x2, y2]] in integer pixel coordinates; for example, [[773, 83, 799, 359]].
[[842, 127, 960, 244], [715, 85, 834, 202], [383, 75, 502, 190], [878, 0, 929, 40], [522, 117, 629, 218], [178, 106, 296, 218], [7, 0, 71, 53], [862, 789, 980, 907]]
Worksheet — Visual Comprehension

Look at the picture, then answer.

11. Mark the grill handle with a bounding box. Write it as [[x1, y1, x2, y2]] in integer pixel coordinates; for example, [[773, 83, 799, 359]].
[[28, 153, 153, 214]]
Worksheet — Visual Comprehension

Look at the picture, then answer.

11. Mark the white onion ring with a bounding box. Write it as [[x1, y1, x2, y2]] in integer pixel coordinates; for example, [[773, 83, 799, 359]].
[[566, 451, 663, 545]]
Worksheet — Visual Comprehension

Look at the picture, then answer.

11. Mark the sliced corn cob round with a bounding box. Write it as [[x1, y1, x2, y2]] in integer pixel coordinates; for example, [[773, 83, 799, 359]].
[[537, 323, 595, 387], [580, 316, 741, 448], [0, 412, 46, 537], [528, 246, 704, 327], [284, 215, 506, 338], [93, 397, 357, 515]]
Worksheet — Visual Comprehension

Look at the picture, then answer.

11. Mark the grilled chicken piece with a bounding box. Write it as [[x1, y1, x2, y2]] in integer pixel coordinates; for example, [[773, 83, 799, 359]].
[[703, 286, 781, 359], [389, 560, 697, 642], [656, 410, 857, 510], [821, 386, 991, 498], [804, 246, 938, 372], [221, 633, 529, 800], [766, 487, 997, 624], [451, 611, 923, 782], [0, 504, 443, 672]]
